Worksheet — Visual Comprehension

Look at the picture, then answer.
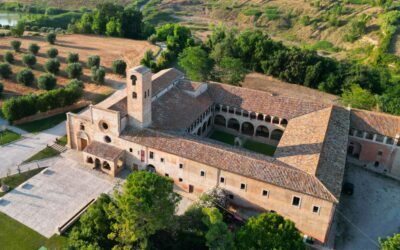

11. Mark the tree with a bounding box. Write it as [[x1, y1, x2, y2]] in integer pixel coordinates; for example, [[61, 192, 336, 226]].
[[112, 59, 127, 75], [68, 194, 116, 250], [217, 57, 246, 85], [380, 234, 400, 250], [120, 6, 142, 39], [11, 20, 25, 37], [0, 83, 3, 96], [341, 84, 377, 110], [47, 48, 58, 58], [22, 54, 37, 68], [67, 53, 79, 63], [140, 50, 155, 69], [66, 63, 83, 79], [106, 171, 181, 249], [87, 55, 101, 68], [236, 213, 305, 250], [91, 66, 106, 84], [4, 51, 14, 64], [10, 40, 21, 52], [0, 63, 12, 79], [44, 59, 61, 74], [106, 18, 121, 37], [28, 43, 40, 55], [178, 46, 213, 81], [46, 32, 57, 44], [202, 207, 234, 250], [37, 73, 57, 90], [16, 68, 35, 86]]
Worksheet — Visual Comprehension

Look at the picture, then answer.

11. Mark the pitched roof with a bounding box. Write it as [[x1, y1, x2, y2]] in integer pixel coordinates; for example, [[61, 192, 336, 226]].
[[207, 82, 329, 119], [120, 127, 337, 202], [151, 68, 184, 97], [84, 141, 124, 161], [350, 109, 400, 138]]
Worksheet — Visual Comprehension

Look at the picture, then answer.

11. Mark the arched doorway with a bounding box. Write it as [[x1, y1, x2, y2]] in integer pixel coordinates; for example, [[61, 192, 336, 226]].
[[348, 141, 362, 159], [227, 118, 240, 131], [95, 158, 101, 169], [103, 161, 111, 170], [214, 115, 226, 127], [241, 122, 254, 136], [271, 129, 283, 141], [280, 119, 288, 127], [256, 125, 270, 138], [77, 131, 89, 151], [146, 164, 156, 173], [86, 157, 94, 164]]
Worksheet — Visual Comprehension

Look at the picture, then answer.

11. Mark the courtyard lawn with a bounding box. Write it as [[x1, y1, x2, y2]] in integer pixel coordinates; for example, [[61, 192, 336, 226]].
[[23, 147, 60, 163], [243, 140, 276, 156], [0, 212, 68, 250], [0, 168, 44, 197], [0, 129, 21, 145], [56, 135, 68, 146], [209, 130, 236, 145]]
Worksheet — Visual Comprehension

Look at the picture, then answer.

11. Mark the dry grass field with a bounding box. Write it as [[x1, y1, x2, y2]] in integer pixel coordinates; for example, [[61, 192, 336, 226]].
[[0, 34, 158, 104]]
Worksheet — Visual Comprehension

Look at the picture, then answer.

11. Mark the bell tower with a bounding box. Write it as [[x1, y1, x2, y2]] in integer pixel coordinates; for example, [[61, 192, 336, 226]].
[[126, 66, 152, 128]]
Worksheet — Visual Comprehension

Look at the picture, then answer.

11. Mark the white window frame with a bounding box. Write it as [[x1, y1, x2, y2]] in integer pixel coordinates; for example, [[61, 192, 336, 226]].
[[291, 195, 301, 208], [312, 205, 321, 215]]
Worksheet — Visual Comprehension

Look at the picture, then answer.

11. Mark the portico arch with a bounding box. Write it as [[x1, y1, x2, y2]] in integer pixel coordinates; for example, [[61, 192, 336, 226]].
[[214, 115, 226, 127], [202, 122, 207, 133], [241, 122, 254, 136], [146, 164, 156, 173], [256, 125, 270, 138], [227, 118, 240, 131], [77, 131, 90, 151], [271, 129, 283, 141]]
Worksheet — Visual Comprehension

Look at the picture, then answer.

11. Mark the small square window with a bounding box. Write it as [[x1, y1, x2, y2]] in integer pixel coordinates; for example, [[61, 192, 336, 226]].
[[262, 190, 269, 197], [149, 152, 154, 159], [292, 196, 301, 207], [161, 158, 164, 163], [378, 151, 383, 156], [240, 183, 246, 190], [200, 171, 205, 177], [179, 164, 183, 169], [220, 177, 225, 183], [228, 194, 234, 200], [165, 173, 169, 177], [129, 148, 133, 152], [179, 178, 183, 182], [312, 205, 320, 214]]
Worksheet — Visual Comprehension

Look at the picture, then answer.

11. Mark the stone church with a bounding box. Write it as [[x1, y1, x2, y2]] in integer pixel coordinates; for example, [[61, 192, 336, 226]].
[[66, 65, 400, 244]]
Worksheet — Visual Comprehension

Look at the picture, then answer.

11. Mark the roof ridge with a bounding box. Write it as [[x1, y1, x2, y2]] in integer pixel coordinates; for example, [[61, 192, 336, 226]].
[[351, 108, 400, 120]]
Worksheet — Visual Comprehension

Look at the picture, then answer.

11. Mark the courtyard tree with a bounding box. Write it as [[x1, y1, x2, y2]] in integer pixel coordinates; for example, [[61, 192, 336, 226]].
[[87, 55, 101, 68], [202, 207, 234, 250], [380, 233, 400, 250], [44, 59, 61, 75], [341, 84, 377, 110], [47, 48, 58, 58], [28, 43, 40, 55], [46, 32, 57, 44], [37, 73, 57, 90], [106, 171, 181, 249], [4, 51, 14, 64], [112, 59, 127, 76], [66, 63, 83, 79], [22, 54, 37, 68], [235, 213, 305, 250], [0, 63, 12, 79], [67, 53, 79, 63], [16, 68, 35, 86], [10, 40, 21, 52], [178, 46, 213, 81], [91, 66, 106, 84]]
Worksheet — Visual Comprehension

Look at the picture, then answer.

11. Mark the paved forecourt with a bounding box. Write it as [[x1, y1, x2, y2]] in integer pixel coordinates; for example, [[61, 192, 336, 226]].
[[0, 157, 113, 238]]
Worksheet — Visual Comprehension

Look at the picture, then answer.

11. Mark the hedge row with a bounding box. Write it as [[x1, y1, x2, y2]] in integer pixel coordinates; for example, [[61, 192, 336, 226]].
[[2, 82, 83, 122]]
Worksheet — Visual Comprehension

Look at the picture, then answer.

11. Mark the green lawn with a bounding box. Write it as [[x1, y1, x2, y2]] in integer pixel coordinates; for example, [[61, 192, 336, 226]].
[[23, 147, 60, 163], [56, 135, 68, 146], [0, 129, 21, 145], [0, 212, 68, 250], [0, 168, 44, 197], [208, 130, 276, 156], [16, 107, 86, 133]]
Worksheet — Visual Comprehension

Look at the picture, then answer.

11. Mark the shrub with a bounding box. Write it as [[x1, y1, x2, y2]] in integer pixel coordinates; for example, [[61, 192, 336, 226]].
[[68, 79, 84, 89], [87, 55, 100, 68], [46, 48, 58, 58], [28, 43, 40, 55], [17, 68, 35, 86], [46, 32, 57, 44], [4, 51, 14, 64], [38, 73, 57, 90], [10, 40, 21, 52], [0, 83, 3, 95], [91, 66, 106, 84], [112, 59, 127, 75], [67, 63, 83, 79], [67, 53, 79, 63], [22, 54, 37, 68], [0, 63, 12, 79], [44, 59, 61, 74]]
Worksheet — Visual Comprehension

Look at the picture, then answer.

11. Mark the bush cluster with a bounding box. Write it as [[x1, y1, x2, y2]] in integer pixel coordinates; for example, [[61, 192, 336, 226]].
[[4, 51, 14, 64], [87, 55, 100, 68], [0, 63, 12, 79], [47, 48, 58, 58], [2, 82, 83, 122], [67, 53, 79, 63], [112, 59, 126, 75], [10, 40, 21, 52], [16, 68, 35, 86], [67, 63, 82, 79], [38, 73, 57, 90], [44, 59, 61, 74], [22, 54, 37, 67], [28, 43, 40, 55], [46, 32, 57, 44], [91, 66, 106, 84]]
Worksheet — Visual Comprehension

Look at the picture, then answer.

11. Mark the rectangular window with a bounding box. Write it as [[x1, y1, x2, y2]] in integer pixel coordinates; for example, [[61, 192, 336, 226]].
[[378, 151, 383, 156], [200, 170, 205, 177], [240, 183, 246, 190], [161, 158, 164, 163], [129, 148, 133, 152], [179, 163, 183, 169], [149, 151, 154, 159], [292, 196, 301, 207], [312, 205, 320, 214], [262, 190, 269, 197], [220, 177, 225, 183]]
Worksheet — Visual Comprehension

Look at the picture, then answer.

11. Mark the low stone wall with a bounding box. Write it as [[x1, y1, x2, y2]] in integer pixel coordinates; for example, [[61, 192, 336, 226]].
[[12, 101, 90, 125]]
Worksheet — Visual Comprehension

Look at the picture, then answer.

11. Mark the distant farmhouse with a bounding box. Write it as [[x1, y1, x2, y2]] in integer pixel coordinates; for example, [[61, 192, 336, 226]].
[[66, 66, 400, 244]]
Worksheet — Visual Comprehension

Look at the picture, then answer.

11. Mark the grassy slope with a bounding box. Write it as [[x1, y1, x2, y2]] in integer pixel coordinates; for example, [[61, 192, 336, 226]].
[[23, 146, 60, 163], [0, 168, 44, 197], [0, 129, 21, 145]]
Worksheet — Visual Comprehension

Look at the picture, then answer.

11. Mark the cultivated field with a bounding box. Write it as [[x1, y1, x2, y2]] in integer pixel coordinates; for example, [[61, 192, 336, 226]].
[[0, 34, 158, 104]]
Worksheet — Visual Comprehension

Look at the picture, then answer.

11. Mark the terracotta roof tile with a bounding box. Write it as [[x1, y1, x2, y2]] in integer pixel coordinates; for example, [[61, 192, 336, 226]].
[[84, 141, 124, 161], [152, 68, 184, 96], [350, 109, 400, 138]]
